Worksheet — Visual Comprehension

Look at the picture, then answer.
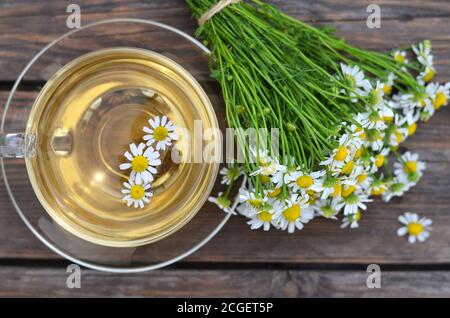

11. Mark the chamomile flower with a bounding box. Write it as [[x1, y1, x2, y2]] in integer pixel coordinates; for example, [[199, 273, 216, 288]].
[[239, 189, 268, 211], [340, 63, 372, 101], [285, 169, 325, 195], [122, 179, 153, 209], [367, 81, 385, 109], [413, 41, 433, 67], [336, 191, 371, 215], [246, 202, 280, 231], [320, 175, 343, 199], [370, 148, 390, 173], [209, 192, 233, 214], [393, 50, 408, 64], [275, 194, 314, 233], [120, 143, 161, 184], [397, 212, 432, 244], [383, 72, 397, 95], [143, 115, 178, 151], [220, 165, 242, 185], [341, 210, 362, 229], [355, 111, 386, 130], [419, 65, 436, 83], [382, 181, 409, 202], [314, 199, 340, 220], [426, 82, 449, 111], [365, 128, 385, 152], [394, 152, 426, 186], [369, 177, 387, 196]]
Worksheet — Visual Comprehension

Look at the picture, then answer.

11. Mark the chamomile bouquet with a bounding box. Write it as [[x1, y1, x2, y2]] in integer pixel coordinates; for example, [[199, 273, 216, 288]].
[[187, 0, 449, 232]]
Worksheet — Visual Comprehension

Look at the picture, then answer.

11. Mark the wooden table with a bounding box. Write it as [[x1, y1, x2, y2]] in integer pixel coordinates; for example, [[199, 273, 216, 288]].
[[1, 0, 450, 297]]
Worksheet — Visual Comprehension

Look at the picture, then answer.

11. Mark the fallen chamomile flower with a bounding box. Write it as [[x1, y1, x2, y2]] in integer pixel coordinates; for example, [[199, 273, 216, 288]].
[[143, 115, 178, 151], [122, 179, 153, 209], [397, 212, 432, 244]]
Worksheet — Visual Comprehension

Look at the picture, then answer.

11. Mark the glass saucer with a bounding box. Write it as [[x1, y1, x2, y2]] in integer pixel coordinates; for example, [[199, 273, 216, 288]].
[[1, 19, 232, 273]]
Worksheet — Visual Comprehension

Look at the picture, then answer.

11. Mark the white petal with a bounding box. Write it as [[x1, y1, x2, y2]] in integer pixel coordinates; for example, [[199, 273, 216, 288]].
[[119, 163, 131, 170], [124, 151, 133, 161], [161, 115, 167, 126], [130, 143, 139, 156], [137, 143, 145, 155], [143, 126, 153, 134], [135, 173, 142, 185], [408, 235, 416, 244], [397, 227, 407, 236]]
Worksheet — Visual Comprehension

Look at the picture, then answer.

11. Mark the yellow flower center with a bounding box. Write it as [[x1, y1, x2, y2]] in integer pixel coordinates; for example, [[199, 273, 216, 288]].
[[332, 184, 342, 197], [268, 188, 281, 198], [353, 148, 362, 160], [434, 92, 447, 110], [423, 67, 435, 82], [334, 146, 348, 162], [383, 84, 392, 95], [307, 190, 318, 205], [131, 155, 149, 173], [296, 175, 313, 189], [153, 126, 169, 142], [375, 154, 385, 168], [342, 185, 355, 198], [383, 115, 394, 122], [283, 204, 301, 222], [258, 210, 273, 222], [408, 123, 417, 136], [357, 173, 368, 184], [395, 130, 404, 144], [407, 222, 424, 236], [394, 53, 405, 63], [355, 211, 361, 221], [248, 199, 264, 208], [404, 161, 418, 173], [371, 186, 386, 196], [259, 175, 271, 184], [341, 160, 355, 175], [130, 185, 145, 200]]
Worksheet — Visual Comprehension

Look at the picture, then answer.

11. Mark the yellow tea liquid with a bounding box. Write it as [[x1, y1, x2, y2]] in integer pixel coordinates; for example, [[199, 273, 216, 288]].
[[25, 48, 219, 247]]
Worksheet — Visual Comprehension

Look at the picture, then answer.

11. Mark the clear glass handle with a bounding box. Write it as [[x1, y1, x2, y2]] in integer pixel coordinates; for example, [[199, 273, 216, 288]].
[[0, 133, 35, 158]]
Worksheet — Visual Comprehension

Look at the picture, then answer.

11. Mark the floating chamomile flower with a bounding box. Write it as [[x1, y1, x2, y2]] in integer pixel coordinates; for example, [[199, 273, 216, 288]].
[[143, 115, 178, 151], [394, 152, 426, 187], [397, 212, 432, 244], [120, 143, 161, 184], [275, 194, 313, 233], [122, 179, 153, 209]]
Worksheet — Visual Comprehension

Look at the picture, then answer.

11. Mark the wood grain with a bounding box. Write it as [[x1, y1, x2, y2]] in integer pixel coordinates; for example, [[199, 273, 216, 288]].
[[0, 1, 449, 82], [1, 266, 450, 297], [1, 91, 450, 264]]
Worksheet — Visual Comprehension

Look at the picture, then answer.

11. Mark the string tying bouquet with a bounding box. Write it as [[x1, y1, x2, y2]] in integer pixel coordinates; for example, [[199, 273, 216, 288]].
[[187, 0, 449, 233]]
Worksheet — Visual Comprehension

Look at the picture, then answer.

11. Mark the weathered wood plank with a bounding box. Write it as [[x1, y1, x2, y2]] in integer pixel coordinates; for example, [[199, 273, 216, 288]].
[[1, 266, 450, 297], [1, 91, 450, 264], [0, 1, 449, 82]]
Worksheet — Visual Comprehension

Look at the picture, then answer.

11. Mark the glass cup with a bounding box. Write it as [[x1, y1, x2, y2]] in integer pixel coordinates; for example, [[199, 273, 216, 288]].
[[0, 19, 231, 272]]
